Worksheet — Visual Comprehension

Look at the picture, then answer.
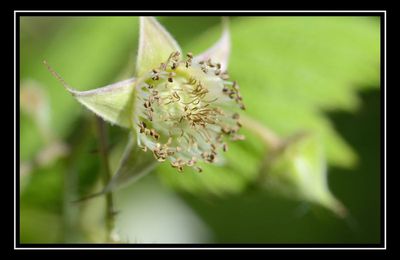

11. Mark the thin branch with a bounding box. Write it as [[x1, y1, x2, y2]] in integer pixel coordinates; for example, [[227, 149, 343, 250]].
[[95, 116, 116, 242], [240, 114, 283, 150]]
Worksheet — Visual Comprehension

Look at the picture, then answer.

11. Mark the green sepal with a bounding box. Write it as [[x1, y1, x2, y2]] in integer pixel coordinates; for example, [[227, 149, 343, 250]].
[[136, 17, 181, 77], [67, 78, 136, 128], [261, 133, 347, 217]]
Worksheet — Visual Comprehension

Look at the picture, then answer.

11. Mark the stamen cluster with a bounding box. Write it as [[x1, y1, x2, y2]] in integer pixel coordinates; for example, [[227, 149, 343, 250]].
[[134, 51, 245, 172]]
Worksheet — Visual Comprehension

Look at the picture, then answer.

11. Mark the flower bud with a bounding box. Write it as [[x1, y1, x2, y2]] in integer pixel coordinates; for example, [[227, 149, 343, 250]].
[[261, 133, 347, 217]]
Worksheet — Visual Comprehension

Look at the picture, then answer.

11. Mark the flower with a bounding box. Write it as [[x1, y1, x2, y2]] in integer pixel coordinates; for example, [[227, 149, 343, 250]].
[[46, 17, 244, 173]]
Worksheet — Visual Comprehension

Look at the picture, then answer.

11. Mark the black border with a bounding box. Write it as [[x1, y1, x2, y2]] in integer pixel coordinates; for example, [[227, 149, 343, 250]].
[[15, 10, 386, 250], [15, 11, 383, 16]]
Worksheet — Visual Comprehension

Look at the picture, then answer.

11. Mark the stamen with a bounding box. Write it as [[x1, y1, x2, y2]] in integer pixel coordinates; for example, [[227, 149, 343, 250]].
[[135, 51, 245, 172], [222, 143, 228, 152]]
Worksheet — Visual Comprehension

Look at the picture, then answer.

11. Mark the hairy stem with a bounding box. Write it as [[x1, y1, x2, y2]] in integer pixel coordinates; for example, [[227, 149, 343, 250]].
[[62, 118, 91, 242], [95, 117, 115, 242]]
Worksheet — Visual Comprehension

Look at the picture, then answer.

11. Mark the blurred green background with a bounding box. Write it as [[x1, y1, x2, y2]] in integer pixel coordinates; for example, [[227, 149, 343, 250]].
[[19, 16, 381, 244]]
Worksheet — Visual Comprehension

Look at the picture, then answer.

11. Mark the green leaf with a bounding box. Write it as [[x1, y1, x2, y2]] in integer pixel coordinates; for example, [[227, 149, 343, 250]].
[[228, 17, 379, 167], [159, 17, 380, 195], [136, 17, 181, 77]]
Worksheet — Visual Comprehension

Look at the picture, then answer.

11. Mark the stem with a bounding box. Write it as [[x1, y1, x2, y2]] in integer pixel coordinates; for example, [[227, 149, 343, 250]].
[[62, 118, 91, 242], [240, 115, 285, 189], [95, 117, 115, 242], [240, 114, 283, 150], [63, 159, 79, 242]]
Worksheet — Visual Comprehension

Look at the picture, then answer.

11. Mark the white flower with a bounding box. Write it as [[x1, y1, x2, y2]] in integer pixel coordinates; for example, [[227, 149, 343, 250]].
[[46, 17, 244, 173]]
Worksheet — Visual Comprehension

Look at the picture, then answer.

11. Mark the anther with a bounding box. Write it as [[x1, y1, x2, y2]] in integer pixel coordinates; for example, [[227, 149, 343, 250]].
[[206, 58, 215, 67], [168, 72, 176, 83], [161, 62, 168, 70], [138, 121, 147, 133], [221, 127, 231, 135], [232, 81, 239, 90], [150, 129, 160, 140], [222, 143, 228, 152], [232, 134, 245, 141], [172, 51, 181, 60], [144, 100, 151, 108], [140, 145, 148, 152], [220, 72, 229, 80], [171, 159, 185, 172], [187, 157, 196, 166]]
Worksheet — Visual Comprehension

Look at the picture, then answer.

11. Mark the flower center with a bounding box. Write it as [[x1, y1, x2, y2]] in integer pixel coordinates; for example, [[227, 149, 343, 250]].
[[134, 51, 245, 172]]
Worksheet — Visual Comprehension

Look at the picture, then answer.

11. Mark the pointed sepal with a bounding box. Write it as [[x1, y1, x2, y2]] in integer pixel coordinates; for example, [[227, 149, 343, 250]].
[[193, 17, 231, 71], [102, 134, 157, 193], [44, 61, 137, 128], [136, 17, 181, 77], [74, 134, 156, 202], [67, 78, 136, 128], [261, 133, 347, 218]]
